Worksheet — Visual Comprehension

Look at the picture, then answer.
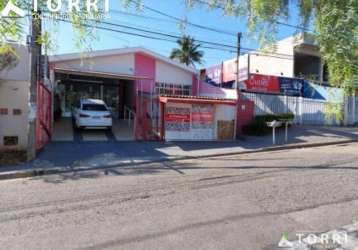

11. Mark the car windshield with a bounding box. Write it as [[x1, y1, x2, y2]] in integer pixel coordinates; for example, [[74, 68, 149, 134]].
[[82, 104, 107, 111]]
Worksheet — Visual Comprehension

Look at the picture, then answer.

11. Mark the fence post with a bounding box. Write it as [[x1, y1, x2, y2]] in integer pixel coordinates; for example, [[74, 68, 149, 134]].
[[344, 96, 349, 126], [353, 96, 356, 125], [298, 96, 303, 125]]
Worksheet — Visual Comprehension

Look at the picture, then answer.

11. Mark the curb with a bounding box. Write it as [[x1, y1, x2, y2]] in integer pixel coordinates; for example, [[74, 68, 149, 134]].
[[1, 139, 357, 181]]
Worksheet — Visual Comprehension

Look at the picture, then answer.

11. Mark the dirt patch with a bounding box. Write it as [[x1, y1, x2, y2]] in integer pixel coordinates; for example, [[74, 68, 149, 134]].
[[0, 150, 27, 165]]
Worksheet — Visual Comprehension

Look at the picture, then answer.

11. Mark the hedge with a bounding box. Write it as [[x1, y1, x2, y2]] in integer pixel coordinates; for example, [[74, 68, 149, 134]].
[[243, 113, 294, 136]]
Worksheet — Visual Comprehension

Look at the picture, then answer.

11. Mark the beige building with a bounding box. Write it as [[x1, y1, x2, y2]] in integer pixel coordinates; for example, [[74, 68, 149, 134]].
[[0, 43, 30, 151], [248, 33, 326, 82], [204, 33, 328, 86]]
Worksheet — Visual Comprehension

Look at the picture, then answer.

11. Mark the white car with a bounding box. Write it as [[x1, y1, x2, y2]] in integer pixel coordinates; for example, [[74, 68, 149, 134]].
[[72, 99, 112, 130]]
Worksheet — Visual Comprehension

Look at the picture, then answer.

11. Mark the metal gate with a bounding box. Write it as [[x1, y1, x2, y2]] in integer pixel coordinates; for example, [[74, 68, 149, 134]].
[[135, 79, 161, 140], [36, 82, 52, 149]]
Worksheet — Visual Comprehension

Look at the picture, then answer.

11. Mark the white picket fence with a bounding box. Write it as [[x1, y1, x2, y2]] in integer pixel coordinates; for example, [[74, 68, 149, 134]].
[[241, 92, 341, 125], [345, 96, 358, 125]]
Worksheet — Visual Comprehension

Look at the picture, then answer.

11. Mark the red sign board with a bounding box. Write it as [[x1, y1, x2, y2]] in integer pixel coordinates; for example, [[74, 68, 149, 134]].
[[191, 113, 213, 123], [243, 74, 280, 93], [165, 113, 190, 122]]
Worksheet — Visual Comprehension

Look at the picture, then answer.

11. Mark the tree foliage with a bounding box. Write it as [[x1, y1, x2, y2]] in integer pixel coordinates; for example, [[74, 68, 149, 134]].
[[0, 0, 101, 70], [170, 35, 204, 66]]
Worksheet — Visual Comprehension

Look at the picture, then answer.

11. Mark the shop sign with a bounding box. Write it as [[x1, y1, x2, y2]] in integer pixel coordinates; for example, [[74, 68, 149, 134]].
[[243, 74, 280, 93]]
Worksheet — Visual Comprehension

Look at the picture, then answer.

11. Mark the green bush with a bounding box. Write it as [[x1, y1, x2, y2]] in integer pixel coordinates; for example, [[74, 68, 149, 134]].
[[243, 113, 294, 136]]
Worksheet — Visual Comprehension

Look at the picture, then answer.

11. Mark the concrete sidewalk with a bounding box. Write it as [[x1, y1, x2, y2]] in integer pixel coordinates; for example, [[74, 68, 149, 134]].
[[1, 125, 358, 180]]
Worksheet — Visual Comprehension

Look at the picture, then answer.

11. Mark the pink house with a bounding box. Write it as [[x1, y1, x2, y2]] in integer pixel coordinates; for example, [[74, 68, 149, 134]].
[[49, 47, 199, 141]]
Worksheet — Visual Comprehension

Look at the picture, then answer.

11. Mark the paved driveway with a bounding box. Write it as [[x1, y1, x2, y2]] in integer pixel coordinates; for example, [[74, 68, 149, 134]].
[[52, 118, 134, 142]]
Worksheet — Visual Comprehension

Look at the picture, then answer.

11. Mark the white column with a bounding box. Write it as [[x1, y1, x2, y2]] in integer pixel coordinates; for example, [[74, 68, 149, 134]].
[[353, 95, 356, 124], [344, 95, 349, 126], [298, 96, 303, 125]]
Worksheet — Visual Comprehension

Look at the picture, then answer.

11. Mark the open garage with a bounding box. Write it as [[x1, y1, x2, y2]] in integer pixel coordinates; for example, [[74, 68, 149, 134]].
[[52, 70, 139, 142]]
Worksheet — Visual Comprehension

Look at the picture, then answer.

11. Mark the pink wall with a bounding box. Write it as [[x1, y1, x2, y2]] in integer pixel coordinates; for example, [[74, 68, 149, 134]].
[[134, 53, 156, 93], [192, 75, 199, 96], [134, 53, 156, 140], [199, 81, 238, 99]]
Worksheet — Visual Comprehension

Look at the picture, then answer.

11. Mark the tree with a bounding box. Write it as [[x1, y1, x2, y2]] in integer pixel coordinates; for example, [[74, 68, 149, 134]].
[[170, 35, 204, 67], [0, 0, 101, 69]]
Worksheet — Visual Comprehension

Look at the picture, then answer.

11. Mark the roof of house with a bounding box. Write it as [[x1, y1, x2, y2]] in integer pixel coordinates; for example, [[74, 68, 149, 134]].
[[49, 47, 197, 74]]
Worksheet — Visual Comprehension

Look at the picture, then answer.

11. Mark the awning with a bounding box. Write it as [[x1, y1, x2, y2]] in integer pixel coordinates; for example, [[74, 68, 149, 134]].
[[54, 67, 153, 81], [159, 95, 237, 106]]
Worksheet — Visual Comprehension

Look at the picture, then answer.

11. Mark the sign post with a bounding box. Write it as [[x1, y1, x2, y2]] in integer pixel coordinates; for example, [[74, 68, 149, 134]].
[[266, 120, 282, 145]]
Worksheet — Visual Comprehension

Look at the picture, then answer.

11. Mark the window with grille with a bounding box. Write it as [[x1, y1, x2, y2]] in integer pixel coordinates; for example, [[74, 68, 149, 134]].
[[3, 136, 18, 146], [155, 82, 191, 96]]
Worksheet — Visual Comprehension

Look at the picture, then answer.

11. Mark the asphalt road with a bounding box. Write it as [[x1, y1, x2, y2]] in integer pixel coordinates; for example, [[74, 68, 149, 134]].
[[1, 143, 358, 250]]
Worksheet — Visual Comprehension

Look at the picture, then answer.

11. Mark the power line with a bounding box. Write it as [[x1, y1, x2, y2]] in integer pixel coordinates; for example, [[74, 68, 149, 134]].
[[95, 19, 294, 58], [46, 16, 295, 60], [127, 0, 238, 36], [109, 17, 230, 43], [51, 18, 236, 52]]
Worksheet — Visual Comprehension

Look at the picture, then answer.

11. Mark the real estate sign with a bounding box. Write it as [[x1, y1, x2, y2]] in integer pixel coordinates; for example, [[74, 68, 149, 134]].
[[164, 103, 215, 140]]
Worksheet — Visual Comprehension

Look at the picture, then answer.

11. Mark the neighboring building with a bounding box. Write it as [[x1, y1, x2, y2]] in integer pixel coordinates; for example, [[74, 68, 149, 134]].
[[248, 33, 327, 82], [201, 33, 330, 96], [0, 43, 30, 151]]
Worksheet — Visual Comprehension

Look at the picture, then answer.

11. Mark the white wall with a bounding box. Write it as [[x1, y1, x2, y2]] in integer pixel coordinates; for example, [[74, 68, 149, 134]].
[[155, 60, 193, 85], [53, 53, 135, 76], [0, 44, 30, 81], [0, 80, 29, 149], [249, 37, 295, 77], [0, 44, 30, 150], [249, 54, 294, 77]]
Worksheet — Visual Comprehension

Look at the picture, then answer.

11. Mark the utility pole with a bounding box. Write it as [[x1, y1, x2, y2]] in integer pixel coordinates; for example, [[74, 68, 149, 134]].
[[236, 32, 242, 96], [27, 5, 42, 160]]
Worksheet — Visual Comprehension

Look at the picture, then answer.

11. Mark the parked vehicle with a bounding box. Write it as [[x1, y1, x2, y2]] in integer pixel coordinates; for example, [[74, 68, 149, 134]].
[[72, 99, 112, 130]]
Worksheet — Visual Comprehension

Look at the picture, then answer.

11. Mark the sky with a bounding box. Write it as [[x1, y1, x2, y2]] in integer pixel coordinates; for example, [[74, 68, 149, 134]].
[[43, 0, 304, 68]]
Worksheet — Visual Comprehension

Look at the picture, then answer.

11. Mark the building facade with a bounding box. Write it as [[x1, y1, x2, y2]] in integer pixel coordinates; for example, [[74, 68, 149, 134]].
[[202, 33, 329, 94], [0, 43, 30, 151]]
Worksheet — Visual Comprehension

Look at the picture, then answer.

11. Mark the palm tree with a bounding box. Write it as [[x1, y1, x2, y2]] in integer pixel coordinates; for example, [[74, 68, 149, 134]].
[[170, 36, 204, 67]]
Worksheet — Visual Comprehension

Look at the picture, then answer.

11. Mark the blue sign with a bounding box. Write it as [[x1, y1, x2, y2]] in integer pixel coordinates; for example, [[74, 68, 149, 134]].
[[278, 77, 304, 96]]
